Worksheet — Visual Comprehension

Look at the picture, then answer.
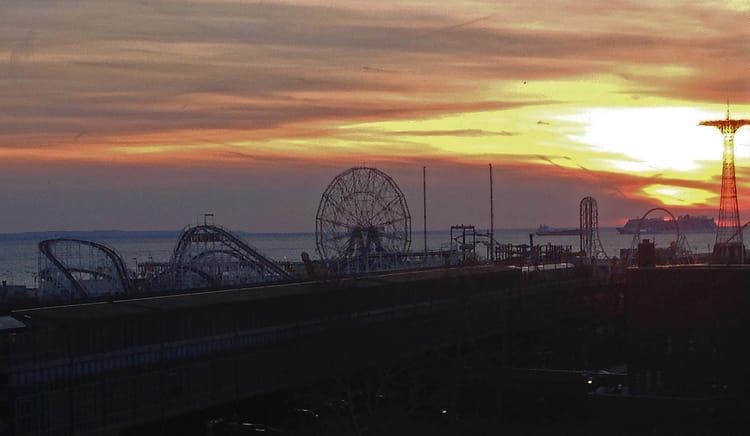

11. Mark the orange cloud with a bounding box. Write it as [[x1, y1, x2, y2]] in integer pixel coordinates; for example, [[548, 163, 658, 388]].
[[1, 0, 749, 232]]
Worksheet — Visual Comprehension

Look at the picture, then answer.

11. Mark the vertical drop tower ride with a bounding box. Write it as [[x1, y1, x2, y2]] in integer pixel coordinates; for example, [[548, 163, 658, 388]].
[[700, 109, 750, 262], [579, 196, 608, 261]]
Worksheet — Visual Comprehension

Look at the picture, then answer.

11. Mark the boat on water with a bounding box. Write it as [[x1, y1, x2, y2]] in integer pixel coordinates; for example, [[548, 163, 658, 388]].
[[535, 225, 580, 236], [616, 214, 717, 234]]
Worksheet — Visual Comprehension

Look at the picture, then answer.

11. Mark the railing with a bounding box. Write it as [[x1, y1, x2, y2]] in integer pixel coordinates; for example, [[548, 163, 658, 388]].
[[495, 243, 575, 267]]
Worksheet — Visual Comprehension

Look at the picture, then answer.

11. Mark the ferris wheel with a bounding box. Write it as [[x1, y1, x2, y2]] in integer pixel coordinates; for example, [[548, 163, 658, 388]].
[[316, 167, 411, 261]]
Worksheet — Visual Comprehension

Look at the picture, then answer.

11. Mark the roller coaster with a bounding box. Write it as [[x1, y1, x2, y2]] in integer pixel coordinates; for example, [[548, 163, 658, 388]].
[[38, 239, 132, 301], [37, 224, 292, 302], [168, 224, 292, 290]]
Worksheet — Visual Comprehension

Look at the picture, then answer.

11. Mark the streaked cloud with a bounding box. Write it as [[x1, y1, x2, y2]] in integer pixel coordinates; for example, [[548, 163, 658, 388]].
[[0, 0, 749, 231]]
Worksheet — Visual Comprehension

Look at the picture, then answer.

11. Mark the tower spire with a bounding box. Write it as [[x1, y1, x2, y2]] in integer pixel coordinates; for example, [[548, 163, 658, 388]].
[[726, 99, 731, 120], [700, 110, 750, 262]]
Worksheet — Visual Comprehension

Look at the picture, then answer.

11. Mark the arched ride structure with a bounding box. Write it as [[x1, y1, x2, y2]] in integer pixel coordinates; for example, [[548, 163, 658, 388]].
[[169, 225, 292, 291], [624, 207, 692, 265], [38, 238, 132, 301], [316, 167, 412, 274]]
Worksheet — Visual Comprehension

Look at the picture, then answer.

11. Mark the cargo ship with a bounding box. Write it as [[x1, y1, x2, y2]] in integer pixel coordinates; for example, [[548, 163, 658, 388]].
[[535, 225, 580, 236], [616, 214, 717, 234]]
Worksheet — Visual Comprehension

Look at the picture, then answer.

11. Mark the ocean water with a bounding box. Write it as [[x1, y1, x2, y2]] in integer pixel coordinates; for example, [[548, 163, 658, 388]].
[[0, 228, 722, 288]]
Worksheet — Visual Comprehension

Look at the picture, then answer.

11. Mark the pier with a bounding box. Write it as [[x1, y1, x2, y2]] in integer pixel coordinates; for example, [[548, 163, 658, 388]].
[[0, 265, 620, 435]]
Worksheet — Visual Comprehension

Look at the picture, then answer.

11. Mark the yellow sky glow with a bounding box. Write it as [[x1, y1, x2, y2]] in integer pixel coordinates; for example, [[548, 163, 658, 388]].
[[642, 184, 716, 207], [2, 0, 750, 232]]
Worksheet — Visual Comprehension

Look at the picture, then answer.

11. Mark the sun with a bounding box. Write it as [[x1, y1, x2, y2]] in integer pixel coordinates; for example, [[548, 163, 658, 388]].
[[565, 106, 722, 175]]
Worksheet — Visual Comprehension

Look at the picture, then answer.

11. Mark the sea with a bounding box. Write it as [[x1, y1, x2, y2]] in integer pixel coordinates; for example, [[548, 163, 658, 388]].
[[0, 228, 722, 289]]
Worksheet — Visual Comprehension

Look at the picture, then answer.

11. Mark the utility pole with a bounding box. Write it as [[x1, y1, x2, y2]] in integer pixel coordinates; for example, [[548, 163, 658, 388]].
[[423, 166, 428, 255], [489, 163, 494, 262]]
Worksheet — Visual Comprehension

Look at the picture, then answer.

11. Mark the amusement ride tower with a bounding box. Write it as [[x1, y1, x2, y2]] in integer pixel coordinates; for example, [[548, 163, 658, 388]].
[[579, 196, 608, 261], [700, 108, 750, 262]]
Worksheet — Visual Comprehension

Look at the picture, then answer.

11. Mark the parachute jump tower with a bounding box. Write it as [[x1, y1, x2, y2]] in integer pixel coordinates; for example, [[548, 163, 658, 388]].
[[700, 109, 750, 263]]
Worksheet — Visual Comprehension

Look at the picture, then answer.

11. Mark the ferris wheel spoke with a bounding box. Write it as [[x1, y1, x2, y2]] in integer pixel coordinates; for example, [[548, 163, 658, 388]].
[[373, 213, 407, 229], [369, 197, 403, 224], [343, 199, 364, 224], [318, 217, 353, 229], [321, 194, 344, 214], [372, 177, 390, 200], [351, 172, 365, 195]]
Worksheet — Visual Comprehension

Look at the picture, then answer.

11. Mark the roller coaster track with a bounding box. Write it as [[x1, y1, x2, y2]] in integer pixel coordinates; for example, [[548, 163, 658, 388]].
[[171, 225, 292, 282], [38, 238, 132, 298]]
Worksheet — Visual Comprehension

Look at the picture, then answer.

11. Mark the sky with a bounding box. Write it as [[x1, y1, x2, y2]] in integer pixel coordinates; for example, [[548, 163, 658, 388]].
[[1, 0, 749, 233]]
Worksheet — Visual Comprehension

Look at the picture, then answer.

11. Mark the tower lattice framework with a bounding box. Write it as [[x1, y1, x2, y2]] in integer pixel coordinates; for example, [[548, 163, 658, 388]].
[[700, 110, 750, 260]]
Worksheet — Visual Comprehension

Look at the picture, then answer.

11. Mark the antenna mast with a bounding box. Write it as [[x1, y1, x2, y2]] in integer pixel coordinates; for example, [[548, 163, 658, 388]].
[[489, 163, 494, 262], [423, 166, 427, 255]]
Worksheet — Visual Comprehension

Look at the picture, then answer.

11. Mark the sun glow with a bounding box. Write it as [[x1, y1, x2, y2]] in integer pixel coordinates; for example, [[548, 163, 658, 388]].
[[564, 106, 722, 174], [642, 184, 716, 207]]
